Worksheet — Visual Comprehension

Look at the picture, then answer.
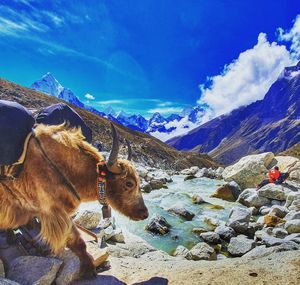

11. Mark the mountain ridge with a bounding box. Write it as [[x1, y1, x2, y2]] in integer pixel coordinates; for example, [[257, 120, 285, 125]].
[[167, 62, 300, 165]]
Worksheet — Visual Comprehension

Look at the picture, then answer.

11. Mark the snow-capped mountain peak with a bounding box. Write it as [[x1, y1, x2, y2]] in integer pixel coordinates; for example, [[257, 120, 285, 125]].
[[31, 72, 63, 97]]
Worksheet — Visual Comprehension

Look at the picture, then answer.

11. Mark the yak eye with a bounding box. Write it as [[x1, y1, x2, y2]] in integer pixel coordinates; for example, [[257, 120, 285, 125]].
[[126, 181, 134, 188]]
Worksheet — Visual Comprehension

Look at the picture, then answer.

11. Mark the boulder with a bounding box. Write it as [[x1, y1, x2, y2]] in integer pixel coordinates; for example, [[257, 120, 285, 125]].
[[108, 228, 125, 243], [173, 245, 192, 260], [73, 210, 101, 229], [141, 181, 152, 193], [273, 228, 288, 239], [192, 227, 208, 234], [184, 175, 196, 181], [238, 188, 270, 208], [56, 250, 80, 285], [270, 156, 300, 180], [149, 179, 166, 190], [135, 165, 149, 178], [269, 205, 288, 218], [203, 216, 225, 229], [285, 219, 300, 234], [98, 217, 116, 229], [189, 242, 216, 260], [261, 233, 284, 246], [263, 214, 284, 227], [167, 206, 195, 221], [258, 184, 291, 201], [285, 210, 300, 221], [181, 166, 199, 176], [214, 225, 236, 241], [222, 152, 274, 189], [243, 242, 300, 259], [259, 206, 271, 215], [145, 214, 171, 235], [0, 278, 20, 285], [8, 256, 62, 285], [191, 195, 205, 204], [199, 232, 220, 244], [228, 235, 256, 257], [285, 192, 300, 211], [210, 181, 241, 202], [284, 233, 300, 244], [227, 207, 251, 233]]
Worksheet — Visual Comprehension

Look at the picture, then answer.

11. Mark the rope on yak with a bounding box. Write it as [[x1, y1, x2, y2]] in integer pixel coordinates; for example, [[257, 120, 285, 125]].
[[32, 129, 81, 201]]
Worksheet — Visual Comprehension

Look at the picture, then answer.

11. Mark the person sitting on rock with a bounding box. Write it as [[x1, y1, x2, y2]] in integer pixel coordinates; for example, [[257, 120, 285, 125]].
[[256, 162, 297, 189]]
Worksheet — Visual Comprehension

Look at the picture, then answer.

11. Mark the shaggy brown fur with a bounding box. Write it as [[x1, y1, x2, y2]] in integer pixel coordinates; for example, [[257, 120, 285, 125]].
[[0, 124, 148, 278]]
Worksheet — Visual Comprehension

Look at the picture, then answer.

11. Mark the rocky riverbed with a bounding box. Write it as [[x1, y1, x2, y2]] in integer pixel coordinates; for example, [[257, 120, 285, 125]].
[[1, 151, 300, 284]]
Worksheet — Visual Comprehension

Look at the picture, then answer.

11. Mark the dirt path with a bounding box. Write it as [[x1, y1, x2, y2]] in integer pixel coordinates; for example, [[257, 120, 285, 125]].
[[73, 250, 300, 285]]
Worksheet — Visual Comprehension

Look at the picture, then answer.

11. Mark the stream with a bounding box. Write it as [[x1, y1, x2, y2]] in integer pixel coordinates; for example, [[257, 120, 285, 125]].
[[80, 175, 241, 254]]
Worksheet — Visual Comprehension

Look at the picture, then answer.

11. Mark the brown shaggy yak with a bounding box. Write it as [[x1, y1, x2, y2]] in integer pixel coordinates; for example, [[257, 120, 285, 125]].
[[0, 123, 148, 278]]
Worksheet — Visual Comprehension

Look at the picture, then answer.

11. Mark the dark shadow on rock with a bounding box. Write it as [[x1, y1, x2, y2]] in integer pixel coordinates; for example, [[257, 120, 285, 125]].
[[72, 275, 127, 285], [282, 182, 299, 192], [133, 277, 169, 285]]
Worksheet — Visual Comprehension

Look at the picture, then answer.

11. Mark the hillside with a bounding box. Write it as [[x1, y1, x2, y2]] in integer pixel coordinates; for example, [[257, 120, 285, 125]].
[[167, 62, 300, 165], [0, 78, 218, 170], [279, 142, 300, 159]]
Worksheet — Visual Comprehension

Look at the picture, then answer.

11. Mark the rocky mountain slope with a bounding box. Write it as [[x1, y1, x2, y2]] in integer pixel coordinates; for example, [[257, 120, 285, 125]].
[[167, 62, 300, 165], [0, 77, 218, 170], [280, 142, 300, 160]]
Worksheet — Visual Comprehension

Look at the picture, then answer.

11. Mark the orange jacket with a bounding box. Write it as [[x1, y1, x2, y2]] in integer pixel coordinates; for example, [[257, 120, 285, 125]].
[[268, 169, 281, 183]]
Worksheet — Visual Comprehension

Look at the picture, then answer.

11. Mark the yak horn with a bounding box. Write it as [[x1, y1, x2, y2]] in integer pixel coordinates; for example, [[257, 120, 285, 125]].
[[125, 139, 132, 161], [107, 123, 122, 174]]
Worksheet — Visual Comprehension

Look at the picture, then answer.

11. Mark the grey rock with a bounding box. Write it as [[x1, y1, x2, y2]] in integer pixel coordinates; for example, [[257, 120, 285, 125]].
[[271, 200, 283, 206], [141, 182, 152, 193], [243, 241, 300, 259], [284, 233, 300, 244], [167, 206, 195, 221], [8, 256, 62, 285], [145, 213, 171, 235], [98, 217, 116, 229], [73, 210, 101, 229], [261, 233, 284, 246], [258, 184, 291, 201], [108, 228, 125, 243], [149, 179, 166, 190], [228, 235, 256, 256], [285, 219, 300, 234], [189, 242, 216, 260], [173, 245, 192, 260], [222, 152, 275, 189], [238, 188, 270, 208], [200, 232, 220, 244], [0, 278, 20, 285], [259, 206, 271, 215], [273, 228, 288, 239], [285, 192, 300, 210], [192, 227, 208, 234], [285, 210, 300, 221], [191, 195, 205, 204], [214, 225, 236, 241], [184, 175, 196, 181], [181, 166, 199, 176], [269, 205, 289, 218], [249, 206, 259, 216], [56, 250, 80, 285], [227, 207, 251, 233]]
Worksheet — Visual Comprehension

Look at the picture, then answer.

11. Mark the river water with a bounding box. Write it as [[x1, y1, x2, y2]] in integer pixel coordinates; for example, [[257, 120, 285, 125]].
[[80, 175, 241, 254]]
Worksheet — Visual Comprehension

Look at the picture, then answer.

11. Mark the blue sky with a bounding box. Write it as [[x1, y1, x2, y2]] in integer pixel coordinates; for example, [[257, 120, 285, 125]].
[[0, 0, 299, 118]]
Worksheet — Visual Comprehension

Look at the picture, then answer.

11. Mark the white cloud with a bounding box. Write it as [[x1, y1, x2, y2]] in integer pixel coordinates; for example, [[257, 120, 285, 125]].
[[150, 116, 198, 141], [278, 15, 300, 61], [85, 93, 95, 100], [147, 107, 183, 114], [96, 99, 124, 105], [198, 33, 292, 117]]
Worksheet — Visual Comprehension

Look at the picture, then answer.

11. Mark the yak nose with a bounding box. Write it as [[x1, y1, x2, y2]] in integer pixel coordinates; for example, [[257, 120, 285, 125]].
[[139, 208, 149, 220]]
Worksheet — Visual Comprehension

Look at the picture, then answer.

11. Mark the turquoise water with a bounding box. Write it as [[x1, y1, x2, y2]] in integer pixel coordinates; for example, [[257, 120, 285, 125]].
[[80, 175, 240, 254]]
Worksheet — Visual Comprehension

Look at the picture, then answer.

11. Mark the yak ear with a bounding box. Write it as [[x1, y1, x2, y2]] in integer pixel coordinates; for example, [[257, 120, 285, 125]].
[[125, 139, 132, 161], [107, 123, 122, 174]]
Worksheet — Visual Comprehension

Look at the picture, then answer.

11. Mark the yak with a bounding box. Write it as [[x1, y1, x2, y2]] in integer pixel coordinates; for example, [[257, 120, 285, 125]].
[[0, 123, 149, 278]]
